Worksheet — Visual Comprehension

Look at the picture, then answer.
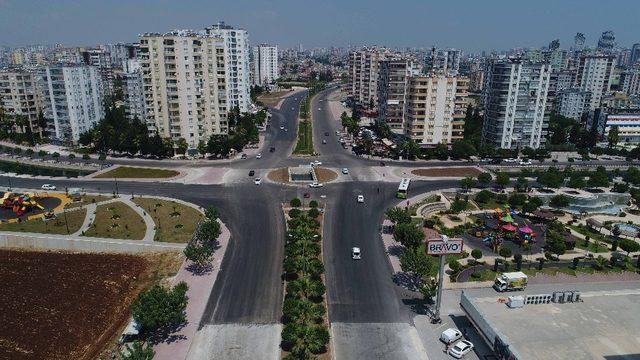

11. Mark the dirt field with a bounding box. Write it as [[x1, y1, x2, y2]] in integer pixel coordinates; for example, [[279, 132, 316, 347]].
[[315, 167, 338, 183], [411, 167, 482, 177], [257, 90, 294, 107], [0, 249, 182, 359], [267, 168, 290, 183]]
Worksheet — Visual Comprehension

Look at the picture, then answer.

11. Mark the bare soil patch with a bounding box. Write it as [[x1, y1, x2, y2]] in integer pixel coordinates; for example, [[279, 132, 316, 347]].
[[0, 249, 182, 360], [315, 167, 338, 183], [411, 167, 482, 177], [267, 168, 290, 183]]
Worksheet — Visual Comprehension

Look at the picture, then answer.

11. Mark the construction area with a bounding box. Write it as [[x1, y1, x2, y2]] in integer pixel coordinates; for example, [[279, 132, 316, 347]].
[[460, 283, 640, 360]]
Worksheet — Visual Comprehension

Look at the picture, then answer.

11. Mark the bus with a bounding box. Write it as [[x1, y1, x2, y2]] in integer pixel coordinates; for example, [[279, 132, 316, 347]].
[[396, 178, 411, 199]]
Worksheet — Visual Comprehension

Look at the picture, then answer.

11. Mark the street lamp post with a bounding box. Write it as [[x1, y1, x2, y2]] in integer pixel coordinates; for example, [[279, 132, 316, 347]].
[[63, 208, 70, 234]]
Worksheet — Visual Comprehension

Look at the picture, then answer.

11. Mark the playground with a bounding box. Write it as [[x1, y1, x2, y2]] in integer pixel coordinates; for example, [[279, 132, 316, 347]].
[[0, 191, 69, 221], [463, 206, 546, 256]]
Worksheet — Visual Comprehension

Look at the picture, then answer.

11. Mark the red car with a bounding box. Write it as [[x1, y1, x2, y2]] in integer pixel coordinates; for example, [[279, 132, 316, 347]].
[[303, 192, 311, 198]]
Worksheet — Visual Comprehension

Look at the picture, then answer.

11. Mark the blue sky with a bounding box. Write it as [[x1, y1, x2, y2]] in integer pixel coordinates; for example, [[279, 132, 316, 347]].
[[1, 0, 638, 51]]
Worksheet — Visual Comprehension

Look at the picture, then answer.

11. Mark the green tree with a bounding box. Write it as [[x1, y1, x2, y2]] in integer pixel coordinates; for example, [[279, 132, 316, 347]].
[[290, 198, 302, 208], [587, 166, 610, 188], [82, 153, 90, 160], [198, 219, 221, 246], [477, 172, 492, 186], [386, 207, 411, 225], [537, 167, 565, 188], [401, 139, 421, 160], [495, 172, 510, 188], [450, 140, 477, 159], [448, 259, 462, 273], [282, 297, 325, 325], [618, 239, 640, 256], [400, 248, 436, 279], [549, 195, 570, 208], [204, 206, 219, 220], [474, 190, 492, 204], [471, 249, 483, 264], [567, 174, 586, 189], [522, 196, 543, 215], [515, 176, 529, 192], [393, 223, 425, 249], [459, 177, 476, 191], [183, 242, 214, 267], [130, 282, 188, 336], [499, 247, 512, 260], [282, 323, 329, 358], [175, 138, 188, 156], [309, 200, 318, 208], [513, 253, 523, 271], [287, 277, 326, 299], [119, 341, 154, 360], [607, 125, 619, 148]]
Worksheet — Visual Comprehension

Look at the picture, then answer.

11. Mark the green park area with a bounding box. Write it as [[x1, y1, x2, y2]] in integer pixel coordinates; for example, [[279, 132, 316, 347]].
[[132, 198, 204, 243], [94, 166, 180, 179], [0, 209, 86, 235], [84, 201, 146, 240]]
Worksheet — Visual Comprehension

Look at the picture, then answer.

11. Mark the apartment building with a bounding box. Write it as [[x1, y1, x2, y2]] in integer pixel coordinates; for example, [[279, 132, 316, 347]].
[[555, 69, 576, 92], [121, 59, 146, 121], [138, 31, 228, 148], [348, 48, 387, 109], [203, 22, 251, 113], [621, 68, 640, 96], [425, 48, 461, 75], [575, 55, 615, 111], [405, 74, 468, 145], [482, 59, 552, 149], [377, 59, 419, 133], [253, 44, 279, 86], [468, 61, 485, 93], [81, 47, 115, 96], [39, 64, 103, 142], [0, 68, 43, 133], [557, 89, 591, 120]]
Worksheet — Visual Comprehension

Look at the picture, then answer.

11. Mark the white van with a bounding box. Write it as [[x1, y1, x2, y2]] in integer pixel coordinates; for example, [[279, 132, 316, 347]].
[[440, 328, 462, 344]]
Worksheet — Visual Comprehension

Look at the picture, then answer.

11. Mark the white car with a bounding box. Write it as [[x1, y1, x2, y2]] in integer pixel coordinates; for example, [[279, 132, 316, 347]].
[[256, 153, 262, 159], [318, 108, 321, 111], [342, 168, 349, 174], [254, 177, 262, 185], [335, 130, 341, 136], [357, 195, 364, 203], [310, 160, 322, 167], [309, 182, 324, 188], [352, 247, 361, 260], [519, 159, 532, 165], [504, 158, 518, 163], [41, 184, 56, 191], [280, 125, 285, 130], [448, 340, 474, 359], [440, 328, 462, 344]]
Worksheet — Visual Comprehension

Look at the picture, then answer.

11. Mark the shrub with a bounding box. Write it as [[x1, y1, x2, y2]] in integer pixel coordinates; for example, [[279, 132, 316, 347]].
[[130, 282, 188, 336], [448, 259, 462, 273], [290, 198, 301, 208], [289, 208, 302, 218], [308, 208, 320, 219], [471, 249, 483, 263], [309, 200, 318, 208]]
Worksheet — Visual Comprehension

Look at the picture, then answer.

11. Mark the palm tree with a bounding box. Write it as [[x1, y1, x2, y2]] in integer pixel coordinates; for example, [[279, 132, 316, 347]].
[[594, 255, 608, 270], [299, 325, 330, 354], [287, 277, 326, 300], [283, 298, 325, 325]]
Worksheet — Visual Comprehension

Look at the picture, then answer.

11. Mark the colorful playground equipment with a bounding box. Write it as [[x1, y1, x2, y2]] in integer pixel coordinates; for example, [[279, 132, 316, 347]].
[[1, 192, 46, 217], [479, 205, 537, 252]]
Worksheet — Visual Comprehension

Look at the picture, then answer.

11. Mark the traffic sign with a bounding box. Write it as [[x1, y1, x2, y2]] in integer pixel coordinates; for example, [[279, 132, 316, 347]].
[[426, 238, 464, 255]]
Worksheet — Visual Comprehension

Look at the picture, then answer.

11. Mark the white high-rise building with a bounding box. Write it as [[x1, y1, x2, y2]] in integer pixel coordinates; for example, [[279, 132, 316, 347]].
[[557, 89, 592, 120], [348, 48, 389, 109], [377, 58, 420, 134], [138, 31, 228, 148], [253, 44, 279, 87], [482, 59, 552, 149], [0, 68, 43, 133], [405, 74, 468, 145], [39, 65, 103, 143], [575, 55, 615, 111], [122, 59, 146, 121], [203, 22, 251, 113]]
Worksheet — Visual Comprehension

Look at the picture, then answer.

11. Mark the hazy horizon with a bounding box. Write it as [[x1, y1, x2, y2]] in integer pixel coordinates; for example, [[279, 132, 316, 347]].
[[1, 0, 639, 51]]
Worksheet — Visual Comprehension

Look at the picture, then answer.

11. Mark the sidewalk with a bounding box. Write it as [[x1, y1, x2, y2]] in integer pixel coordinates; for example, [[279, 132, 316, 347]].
[[152, 220, 231, 360]]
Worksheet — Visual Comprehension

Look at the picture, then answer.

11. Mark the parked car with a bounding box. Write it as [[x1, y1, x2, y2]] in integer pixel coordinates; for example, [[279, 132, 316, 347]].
[[357, 195, 364, 203], [440, 328, 462, 344], [448, 340, 474, 359], [256, 153, 262, 159], [254, 177, 262, 185], [519, 159, 532, 166], [240, 153, 248, 159], [504, 158, 518, 163], [352, 247, 361, 260], [248, 170, 255, 177], [342, 168, 349, 174], [41, 184, 56, 191]]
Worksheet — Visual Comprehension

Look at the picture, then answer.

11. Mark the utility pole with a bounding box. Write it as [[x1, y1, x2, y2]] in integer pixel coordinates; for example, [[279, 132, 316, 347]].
[[433, 254, 446, 324]]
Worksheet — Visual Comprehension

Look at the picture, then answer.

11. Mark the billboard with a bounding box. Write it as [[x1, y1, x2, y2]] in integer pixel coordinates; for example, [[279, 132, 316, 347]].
[[426, 238, 463, 255]]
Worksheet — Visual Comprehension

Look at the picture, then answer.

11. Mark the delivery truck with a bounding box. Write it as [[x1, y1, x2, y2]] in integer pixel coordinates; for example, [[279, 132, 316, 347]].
[[493, 272, 528, 292]]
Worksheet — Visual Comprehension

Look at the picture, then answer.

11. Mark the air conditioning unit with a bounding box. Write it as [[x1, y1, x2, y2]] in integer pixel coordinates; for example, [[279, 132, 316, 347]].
[[564, 291, 574, 303], [552, 291, 564, 303], [572, 291, 581, 302]]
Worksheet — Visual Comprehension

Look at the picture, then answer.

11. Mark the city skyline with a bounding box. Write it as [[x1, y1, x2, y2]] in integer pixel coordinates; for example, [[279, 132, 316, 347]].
[[1, 0, 639, 51]]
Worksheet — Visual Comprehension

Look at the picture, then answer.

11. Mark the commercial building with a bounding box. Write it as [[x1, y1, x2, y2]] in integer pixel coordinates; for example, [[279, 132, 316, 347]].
[[0, 68, 43, 133], [203, 22, 251, 113], [404, 74, 468, 145], [252, 44, 279, 87], [39, 64, 103, 142], [461, 284, 640, 360], [575, 55, 615, 111], [482, 59, 552, 149], [348, 48, 388, 109], [377, 58, 419, 133], [138, 31, 228, 148], [121, 59, 146, 121], [602, 110, 640, 145], [556, 89, 591, 120]]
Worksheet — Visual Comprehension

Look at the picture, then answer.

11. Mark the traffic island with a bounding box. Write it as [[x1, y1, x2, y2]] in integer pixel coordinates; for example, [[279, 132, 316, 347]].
[[267, 166, 338, 185]]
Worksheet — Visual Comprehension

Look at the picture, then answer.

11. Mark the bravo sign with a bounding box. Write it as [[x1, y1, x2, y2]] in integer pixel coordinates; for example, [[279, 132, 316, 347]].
[[426, 238, 464, 255]]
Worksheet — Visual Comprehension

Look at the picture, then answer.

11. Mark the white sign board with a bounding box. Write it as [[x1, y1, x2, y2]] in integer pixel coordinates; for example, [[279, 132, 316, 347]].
[[426, 239, 464, 255]]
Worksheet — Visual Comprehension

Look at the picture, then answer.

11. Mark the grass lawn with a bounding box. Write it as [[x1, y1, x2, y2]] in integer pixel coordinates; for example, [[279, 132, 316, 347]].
[[467, 263, 632, 282], [0, 209, 86, 235], [132, 198, 203, 243], [94, 166, 180, 179], [64, 194, 113, 209], [84, 201, 146, 240], [408, 195, 440, 216], [294, 120, 314, 155], [574, 240, 609, 253], [569, 225, 613, 244]]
